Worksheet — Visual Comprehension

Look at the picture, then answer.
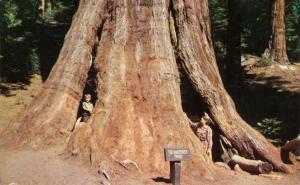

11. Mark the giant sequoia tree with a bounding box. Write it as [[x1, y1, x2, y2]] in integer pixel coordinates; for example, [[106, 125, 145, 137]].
[[264, 0, 289, 63], [1, 0, 293, 177]]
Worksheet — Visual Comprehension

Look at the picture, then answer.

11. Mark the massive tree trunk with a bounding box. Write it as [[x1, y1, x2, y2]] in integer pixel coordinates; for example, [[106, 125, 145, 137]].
[[264, 0, 289, 64], [65, 0, 214, 176], [1, 0, 292, 177], [226, 0, 242, 84]]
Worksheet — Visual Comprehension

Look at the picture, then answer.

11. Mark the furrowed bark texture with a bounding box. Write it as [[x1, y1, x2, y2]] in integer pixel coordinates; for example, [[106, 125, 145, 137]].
[[66, 0, 215, 176], [1, 0, 107, 147], [267, 0, 289, 63], [172, 0, 291, 173]]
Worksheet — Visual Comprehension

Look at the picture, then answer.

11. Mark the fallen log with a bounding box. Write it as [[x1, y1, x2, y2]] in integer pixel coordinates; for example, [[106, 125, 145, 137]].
[[230, 155, 273, 174]]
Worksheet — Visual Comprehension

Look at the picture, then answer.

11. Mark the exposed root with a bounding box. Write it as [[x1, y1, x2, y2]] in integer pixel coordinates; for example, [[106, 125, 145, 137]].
[[98, 169, 111, 181], [113, 159, 143, 174]]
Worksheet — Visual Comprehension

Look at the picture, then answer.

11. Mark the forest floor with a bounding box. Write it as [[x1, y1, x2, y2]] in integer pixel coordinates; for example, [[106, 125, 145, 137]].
[[0, 65, 300, 185]]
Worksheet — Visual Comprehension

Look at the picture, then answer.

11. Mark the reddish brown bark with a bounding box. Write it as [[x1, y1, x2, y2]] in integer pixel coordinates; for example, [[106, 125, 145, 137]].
[[65, 0, 214, 176], [264, 0, 289, 64]]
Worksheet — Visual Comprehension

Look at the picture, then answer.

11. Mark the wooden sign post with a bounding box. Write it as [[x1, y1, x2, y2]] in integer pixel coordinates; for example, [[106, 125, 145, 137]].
[[164, 148, 190, 185]]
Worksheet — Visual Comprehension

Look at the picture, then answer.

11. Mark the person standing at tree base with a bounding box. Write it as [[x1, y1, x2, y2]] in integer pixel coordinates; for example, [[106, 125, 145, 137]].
[[187, 113, 213, 159], [81, 94, 93, 122]]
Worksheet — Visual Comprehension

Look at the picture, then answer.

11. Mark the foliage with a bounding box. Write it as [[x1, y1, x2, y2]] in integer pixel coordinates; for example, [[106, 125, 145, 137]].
[[209, 0, 300, 61], [209, 0, 228, 59], [255, 118, 283, 144], [0, 0, 38, 29], [0, 0, 75, 83], [241, 0, 271, 55], [1, 1, 22, 28], [286, 0, 300, 61]]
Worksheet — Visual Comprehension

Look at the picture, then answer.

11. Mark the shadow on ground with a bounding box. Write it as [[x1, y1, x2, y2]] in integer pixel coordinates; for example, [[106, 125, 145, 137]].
[[152, 177, 171, 183], [227, 68, 300, 145]]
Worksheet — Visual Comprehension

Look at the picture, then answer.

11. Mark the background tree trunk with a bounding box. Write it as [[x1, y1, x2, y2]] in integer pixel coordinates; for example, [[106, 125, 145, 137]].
[[226, 0, 242, 84], [39, 0, 46, 18], [264, 0, 289, 64], [39, 0, 57, 17]]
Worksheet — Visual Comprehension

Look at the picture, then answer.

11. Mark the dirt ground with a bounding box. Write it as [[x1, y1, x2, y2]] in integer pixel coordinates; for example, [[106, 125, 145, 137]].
[[0, 146, 299, 185], [244, 63, 300, 93], [0, 75, 43, 132], [0, 67, 300, 185]]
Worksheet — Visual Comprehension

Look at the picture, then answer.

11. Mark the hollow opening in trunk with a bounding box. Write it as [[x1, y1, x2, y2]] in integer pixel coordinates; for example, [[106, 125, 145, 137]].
[[75, 21, 104, 121], [75, 54, 97, 122], [169, 7, 206, 120], [179, 64, 206, 120]]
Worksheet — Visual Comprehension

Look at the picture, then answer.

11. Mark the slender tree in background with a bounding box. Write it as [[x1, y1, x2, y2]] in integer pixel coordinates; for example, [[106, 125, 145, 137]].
[[226, 0, 243, 84], [39, 0, 56, 18], [264, 0, 289, 63], [1, 0, 292, 176], [39, 0, 45, 17]]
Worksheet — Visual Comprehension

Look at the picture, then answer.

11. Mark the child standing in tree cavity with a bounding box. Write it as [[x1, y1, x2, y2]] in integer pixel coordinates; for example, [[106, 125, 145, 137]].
[[81, 94, 93, 122], [187, 113, 213, 159], [73, 94, 93, 130]]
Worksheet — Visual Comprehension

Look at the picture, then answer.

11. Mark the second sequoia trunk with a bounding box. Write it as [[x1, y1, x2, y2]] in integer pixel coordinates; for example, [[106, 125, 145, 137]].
[[172, 0, 291, 173]]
